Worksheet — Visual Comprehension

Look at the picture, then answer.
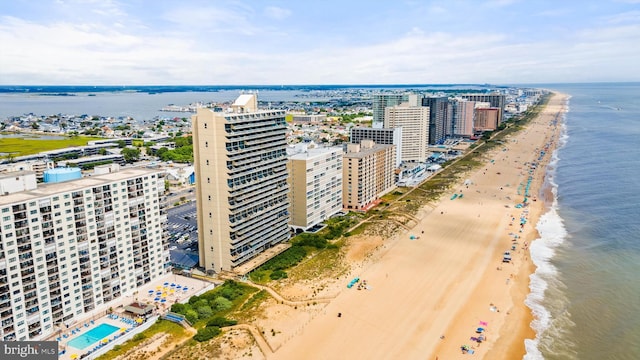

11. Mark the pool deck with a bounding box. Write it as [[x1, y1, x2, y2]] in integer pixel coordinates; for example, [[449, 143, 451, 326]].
[[53, 273, 216, 359]]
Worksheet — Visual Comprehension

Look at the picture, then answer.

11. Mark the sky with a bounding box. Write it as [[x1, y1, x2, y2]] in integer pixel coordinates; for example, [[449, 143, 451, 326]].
[[1, 0, 639, 85]]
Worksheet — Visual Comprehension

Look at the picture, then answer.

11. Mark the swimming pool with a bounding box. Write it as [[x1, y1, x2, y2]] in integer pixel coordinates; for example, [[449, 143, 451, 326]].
[[67, 323, 120, 350]]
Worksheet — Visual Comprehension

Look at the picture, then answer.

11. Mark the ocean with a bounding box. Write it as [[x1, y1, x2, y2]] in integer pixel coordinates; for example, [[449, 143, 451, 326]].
[[524, 83, 640, 360]]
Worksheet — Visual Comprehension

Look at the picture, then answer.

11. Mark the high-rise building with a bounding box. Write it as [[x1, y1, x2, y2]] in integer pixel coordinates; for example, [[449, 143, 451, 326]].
[[461, 93, 506, 123], [422, 97, 450, 145], [474, 108, 500, 131], [287, 145, 343, 232], [384, 105, 430, 163], [192, 94, 290, 273], [349, 127, 403, 167], [450, 99, 475, 137], [342, 140, 396, 211], [372, 94, 406, 126], [0, 167, 167, 341]]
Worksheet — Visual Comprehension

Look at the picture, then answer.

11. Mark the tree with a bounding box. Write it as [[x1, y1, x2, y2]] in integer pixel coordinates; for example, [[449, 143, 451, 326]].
[[116, 140, 126, 148], [212, 296, 233, 311], [31, 122, 39, 130], [185, 309, 198, 324], [122, 147, 141, 163], [98, 149, 107, 155]]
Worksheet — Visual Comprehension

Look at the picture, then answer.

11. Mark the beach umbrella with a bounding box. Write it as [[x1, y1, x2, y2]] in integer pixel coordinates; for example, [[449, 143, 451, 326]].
[[154, 297, 160, 301], [183, 287, 188, 291], [476, 327, 485, 333], [70, 354, 78, 359], [176, 285, 182, 289], [479, 321, 488, 326], [148, 290, 154, 293], [136, 318, 143, 324], [170, 283, 176, 287], [120, 328, 126, 333], [163, 282, 169, 286], [160, 299, 167, 303], [102, 338, 109, 344]]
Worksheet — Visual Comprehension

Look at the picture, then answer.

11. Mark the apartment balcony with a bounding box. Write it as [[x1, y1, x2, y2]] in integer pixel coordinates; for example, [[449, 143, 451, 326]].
[[21, 270, 36, 280], [24, 291, 37, 301], [0, 302, 10, 311], [12, 204, 27, 212], [18, 244, 32, 254], [0, 296, 10, 307], [1, 310, 13, 321], [26, 304, 40, 317], [13, 212, 27, 221], [44, 243, 56, 255], [28, 318, 40, 329], [18, 252, 33, 261], [232, 180, 286, 205]]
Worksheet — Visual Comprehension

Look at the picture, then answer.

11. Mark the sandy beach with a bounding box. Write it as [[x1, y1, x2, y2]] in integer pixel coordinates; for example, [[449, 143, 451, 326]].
[[269, 92, 568, 360]]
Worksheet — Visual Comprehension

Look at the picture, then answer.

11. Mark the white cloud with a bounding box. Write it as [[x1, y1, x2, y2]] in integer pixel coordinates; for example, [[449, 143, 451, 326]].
[[264, 6, 292, 20], [483, 0, 520, 8], [1, 1, 640, 85], [603, 10, 640, 24]]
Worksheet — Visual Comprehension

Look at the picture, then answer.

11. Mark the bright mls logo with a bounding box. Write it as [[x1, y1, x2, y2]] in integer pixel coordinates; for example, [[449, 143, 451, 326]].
[[2, 341, 57, 359]]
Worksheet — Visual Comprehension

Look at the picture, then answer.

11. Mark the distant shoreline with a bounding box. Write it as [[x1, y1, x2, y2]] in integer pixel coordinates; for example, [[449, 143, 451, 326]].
[[0, 84, 510, 94]]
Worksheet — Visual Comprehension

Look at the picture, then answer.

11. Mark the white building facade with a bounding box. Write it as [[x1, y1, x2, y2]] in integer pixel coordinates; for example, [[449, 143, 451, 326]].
[[0, 168, 168, 341], [287, 145, 343, 231]]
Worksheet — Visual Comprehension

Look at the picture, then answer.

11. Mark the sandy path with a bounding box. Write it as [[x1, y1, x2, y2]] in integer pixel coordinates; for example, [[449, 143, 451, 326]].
[[273, 93, 567, 360]]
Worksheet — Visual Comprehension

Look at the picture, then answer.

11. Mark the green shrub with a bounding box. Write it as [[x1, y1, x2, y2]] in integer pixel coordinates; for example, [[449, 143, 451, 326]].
[[193, 326, 221, 342], [171, 303, 186, 314], [133, 333, 146, 342], [197, 305, 213, 319], [269, 269, 288, 280], [212, 296, 233, 311], [259, 246, 306, 271], [206, 317, 238, 328], [185, 309, 198, 324], [293, 233, 327, 249]]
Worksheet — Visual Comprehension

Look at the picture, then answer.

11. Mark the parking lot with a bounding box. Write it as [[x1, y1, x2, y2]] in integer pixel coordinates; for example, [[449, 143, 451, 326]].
[[166, 201, 199, 268]]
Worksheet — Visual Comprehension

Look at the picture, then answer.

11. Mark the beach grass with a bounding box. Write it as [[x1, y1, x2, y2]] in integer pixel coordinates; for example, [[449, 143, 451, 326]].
[[286, 247, 347, 282], [0, 135, 104, 157], [94, 320, 187, 360]]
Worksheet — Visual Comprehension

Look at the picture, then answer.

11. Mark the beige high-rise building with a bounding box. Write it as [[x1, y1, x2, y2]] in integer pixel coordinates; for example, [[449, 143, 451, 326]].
[[287, 144, 343, 232], [192, 94, 290, 273], [343, 140, 396, 211], [474, 108, 500, 132], [450, 98, 475, 137], [384, 105, 430, 163]]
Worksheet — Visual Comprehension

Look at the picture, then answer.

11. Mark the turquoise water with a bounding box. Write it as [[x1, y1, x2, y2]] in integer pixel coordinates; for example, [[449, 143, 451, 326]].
[[67, 323, 119, 350]]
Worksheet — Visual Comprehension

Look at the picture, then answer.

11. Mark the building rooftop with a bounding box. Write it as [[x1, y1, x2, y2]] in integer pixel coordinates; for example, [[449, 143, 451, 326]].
[[0, 167, 160, 205]]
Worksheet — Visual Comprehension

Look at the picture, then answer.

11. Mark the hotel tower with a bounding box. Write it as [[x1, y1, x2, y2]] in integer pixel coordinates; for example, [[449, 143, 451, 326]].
[[192, 94, 290, 273]]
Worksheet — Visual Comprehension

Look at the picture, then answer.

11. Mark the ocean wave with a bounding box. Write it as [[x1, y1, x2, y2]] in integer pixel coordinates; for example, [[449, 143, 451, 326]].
[[524, 205, 576, 359], [524, 114, 576, 359]]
